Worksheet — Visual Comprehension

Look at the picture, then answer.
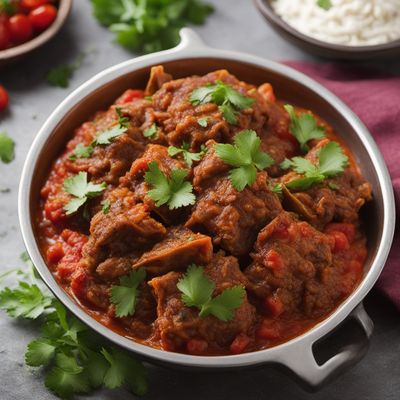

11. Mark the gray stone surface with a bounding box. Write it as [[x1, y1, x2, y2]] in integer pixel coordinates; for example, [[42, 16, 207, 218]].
[[0, 0, 399, 399]]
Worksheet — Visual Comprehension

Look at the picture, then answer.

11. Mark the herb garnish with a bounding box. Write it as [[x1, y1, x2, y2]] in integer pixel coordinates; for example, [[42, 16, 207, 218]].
[[177, 265, 245, 321], [110, 269, 146, 318], [0, 254, 147, 398], [281, 141, 349, 190], [0, 132, 15, 163], [214, 129, 274, 191], [90, 0, 214, 53], [284, 104, 326, 152], [317, 0, 333, 10], [168, 142, 207, 167], [101, 199, 111, 214], [69, 108, 129, 160], [143, 123, 158, 138], [63, 172, 106, 215], [197, 117, 209, 127], [144, 161, 195, 209], [190, 81, 255, 125]]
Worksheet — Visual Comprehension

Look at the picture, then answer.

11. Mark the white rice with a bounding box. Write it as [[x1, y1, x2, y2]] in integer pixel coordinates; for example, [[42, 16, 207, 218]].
[[271, 0, 400, 46]]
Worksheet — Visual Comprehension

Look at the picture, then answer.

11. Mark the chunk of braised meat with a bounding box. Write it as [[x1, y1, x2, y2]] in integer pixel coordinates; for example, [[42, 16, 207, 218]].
[[145, 65, 173, 96], [132, 227, 213, 275], [96, 256, 138, 281], [186, 147, 282, 255], [66, 104, 150, 185], [121, 144, 189, 224], [149, 253, 256, 354], [244, 212, 346, 319], [280, 139, 372, 227], [81, 188, 166, 270], [152, 69, 270, 151]]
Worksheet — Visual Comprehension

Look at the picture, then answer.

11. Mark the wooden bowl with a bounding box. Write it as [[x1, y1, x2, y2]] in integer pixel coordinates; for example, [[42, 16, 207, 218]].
[[0, 0, 72, 67], [254, 0, 400, 60]]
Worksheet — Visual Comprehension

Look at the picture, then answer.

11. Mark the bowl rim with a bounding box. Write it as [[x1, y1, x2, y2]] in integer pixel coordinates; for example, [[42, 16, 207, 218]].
[[0, 0, 72, 61], [254, 0, 400, 54], [18, 29, 396, 369]]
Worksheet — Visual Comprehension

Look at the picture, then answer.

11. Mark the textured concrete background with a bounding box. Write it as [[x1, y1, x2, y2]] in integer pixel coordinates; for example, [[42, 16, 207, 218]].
[[0, 0, 399, 399]]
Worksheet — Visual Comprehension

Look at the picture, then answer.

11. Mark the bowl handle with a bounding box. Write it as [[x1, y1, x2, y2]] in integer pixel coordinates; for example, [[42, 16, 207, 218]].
[[280, 303, 373, 388], [176, 28, 208, 51]]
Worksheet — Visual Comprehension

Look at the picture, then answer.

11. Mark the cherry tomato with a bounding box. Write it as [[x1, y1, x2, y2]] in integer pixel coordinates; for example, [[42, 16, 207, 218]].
[[0, 85, 9, 112], [9, 14, 33, 44], [29, 4, 57, 31], [0, 15, 11, 50], [20, 0, 50, 11]]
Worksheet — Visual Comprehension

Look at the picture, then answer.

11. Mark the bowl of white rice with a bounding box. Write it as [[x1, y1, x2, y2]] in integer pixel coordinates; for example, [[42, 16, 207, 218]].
[[255, 0, 400, 59]]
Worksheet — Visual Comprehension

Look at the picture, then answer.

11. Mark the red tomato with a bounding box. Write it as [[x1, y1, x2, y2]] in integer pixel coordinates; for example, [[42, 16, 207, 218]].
[[0, 85, 9, 112], [186, 339, 208, 355], [29, 4, 57, 31], [0, 16, 11, 50], [46, 242, 65, 264], [9, 14, 33, 44], [116, 89, 144, 104], [230, 334, 250, 354], [20, 0, 50, 11], [264, 249, 284, 273], [264, 294, 284, 317]]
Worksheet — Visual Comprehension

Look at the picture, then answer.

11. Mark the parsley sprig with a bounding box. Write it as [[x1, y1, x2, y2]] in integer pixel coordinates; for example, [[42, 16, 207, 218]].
[[63, 172, 106, 215], [177, 265, 245, 321], [0, 132, 15, 164], [168, 142, 207, 167], [144, 161, 195, 209], [110, 269, 146, 318], [214, 129, 274, 191], [284, 104, 326, 152], [190, 81, 255, 125], [0, 254, 147, 399], [281, 141, 349, 190], [317, 0, 333, 10], [70, 107, 129, 160]]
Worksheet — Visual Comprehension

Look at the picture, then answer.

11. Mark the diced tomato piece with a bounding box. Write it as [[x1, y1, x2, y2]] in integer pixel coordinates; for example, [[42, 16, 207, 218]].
[[329, 231, 350, 253], [46, 242, 64, 264], [61, 229, 87, 247], [44, 200, 67, 223], [186, 339, 208, 355], [258, 83, 276, 103], [128, 158, 149, 176], [264, 249, 284, 273], [264, 293, 284, 317], [256, 320, 280, 340], [230, 333, 251, 354], [116, 89, 144, 104], [70, 269, 87, 302], [325, 223, 356, 243]]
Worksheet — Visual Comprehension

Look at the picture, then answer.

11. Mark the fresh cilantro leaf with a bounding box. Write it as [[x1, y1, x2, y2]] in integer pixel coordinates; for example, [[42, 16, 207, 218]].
[[177, 265, 245, 322], [45, 366, 90, 398], [270, 183, 283, 196], [63, 172, 106, 215], [214, 129, 273, 191], [317, 0, 333, 10], [200, 286, 245, 321], [284, 104, 326, 152], [190, 81, 254, 125], [0, 0, 16, 14], [143, 123, 158, 138], [102, 348, 147, 395], [69, 143, 94, 160], [282, 141, 349, 190], [110, 269, 146, 317], [168, 142, 206, 167], [115, 107, 130, 128], [197, 117, 209, 127], [25, 339, 56, 367], [96, 125, 127, 145], [0, 132, 15, 163], [328, 182, 339, 190], [144, 95, 153, 101], [91, 0, 213, 54], [47, 52, 89, 88], [144, 161, 195, 209], [0, 282, 53, 319], [102, 199, 111, 214]]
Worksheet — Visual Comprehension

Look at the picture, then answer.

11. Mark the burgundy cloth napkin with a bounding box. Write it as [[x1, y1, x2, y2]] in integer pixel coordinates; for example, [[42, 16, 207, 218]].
[[283, 61, 400, 310]]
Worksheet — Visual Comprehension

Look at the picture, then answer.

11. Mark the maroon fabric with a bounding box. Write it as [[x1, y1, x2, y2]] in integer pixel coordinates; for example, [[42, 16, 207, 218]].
[[283, 61, 400, 310]]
